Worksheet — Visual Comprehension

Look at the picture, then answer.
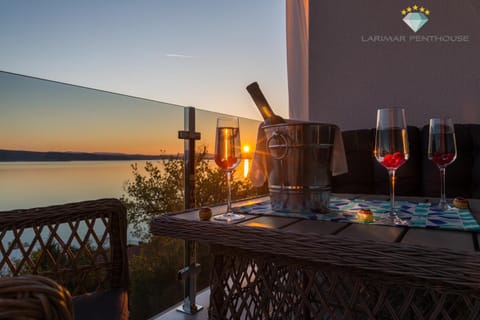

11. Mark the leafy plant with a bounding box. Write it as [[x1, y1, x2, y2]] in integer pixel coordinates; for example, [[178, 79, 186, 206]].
[[121, 160, 185, 239], [121, 146, 267, 239], [121, 145, 267, 319]]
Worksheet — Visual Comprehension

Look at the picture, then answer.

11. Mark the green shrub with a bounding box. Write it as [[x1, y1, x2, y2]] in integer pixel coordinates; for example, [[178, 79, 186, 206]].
[[121, 146, 266, 239], [121, 146, 266, 319]]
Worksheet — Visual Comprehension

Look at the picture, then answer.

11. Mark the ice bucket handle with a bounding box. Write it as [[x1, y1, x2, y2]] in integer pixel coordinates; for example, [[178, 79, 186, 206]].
[[266, 130, 289, 160]]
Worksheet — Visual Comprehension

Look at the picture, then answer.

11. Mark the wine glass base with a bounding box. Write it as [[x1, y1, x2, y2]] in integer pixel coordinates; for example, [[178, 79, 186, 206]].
[[430, 202, 456, 211], [213, 213, 245, 222], [377, 211, 409, 226], [391, 215, 409, 225]]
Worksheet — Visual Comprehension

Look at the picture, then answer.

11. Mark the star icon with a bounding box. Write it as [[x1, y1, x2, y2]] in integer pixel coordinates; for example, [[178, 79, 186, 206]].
[[420, 7, 425, 12], [407, 7, 412, 12], [425, 9, 430, 15], [413, 5, 418, 10], [401, 9, 407, 15]]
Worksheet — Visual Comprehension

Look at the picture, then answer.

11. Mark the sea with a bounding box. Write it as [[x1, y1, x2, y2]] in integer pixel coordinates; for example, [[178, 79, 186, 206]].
[[0, 159, 250, 246], [0, 160, 147, 210], [0, 160, 157, 247]]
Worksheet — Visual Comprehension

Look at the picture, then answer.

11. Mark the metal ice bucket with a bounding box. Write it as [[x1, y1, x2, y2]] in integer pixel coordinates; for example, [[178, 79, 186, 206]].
[[264, 122, 336, 213]]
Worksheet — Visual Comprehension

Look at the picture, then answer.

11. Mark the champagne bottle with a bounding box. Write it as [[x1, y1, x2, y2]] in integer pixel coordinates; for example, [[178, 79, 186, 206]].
[[246, 82, 285, 125]]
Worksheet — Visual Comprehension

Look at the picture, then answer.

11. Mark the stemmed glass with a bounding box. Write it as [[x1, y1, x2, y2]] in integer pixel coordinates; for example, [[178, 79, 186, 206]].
[[374, 108, 409, 225], [428, 118, 457, 211], [213, 117, 245, 221]]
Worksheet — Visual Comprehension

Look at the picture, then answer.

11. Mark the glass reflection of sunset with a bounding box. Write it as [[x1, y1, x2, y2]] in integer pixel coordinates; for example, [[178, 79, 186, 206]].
[[0, 72, 261, 156]]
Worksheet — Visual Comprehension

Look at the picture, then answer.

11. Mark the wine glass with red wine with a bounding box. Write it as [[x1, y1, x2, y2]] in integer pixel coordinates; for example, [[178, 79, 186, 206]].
[[374, 108, 409, 225], [428, 118, 457, 211], [213, 117, 245, 221]]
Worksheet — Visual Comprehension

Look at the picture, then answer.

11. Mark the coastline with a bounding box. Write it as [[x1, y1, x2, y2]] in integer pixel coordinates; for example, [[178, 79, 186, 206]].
[[0, 149, 179, 162]]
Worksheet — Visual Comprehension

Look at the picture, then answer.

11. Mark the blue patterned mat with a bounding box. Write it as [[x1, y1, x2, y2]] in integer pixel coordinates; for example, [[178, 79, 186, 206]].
[[233, 197, 480, 231]]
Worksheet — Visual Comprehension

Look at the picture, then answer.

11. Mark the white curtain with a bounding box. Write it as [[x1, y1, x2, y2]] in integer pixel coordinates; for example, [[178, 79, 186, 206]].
[[286, 0, 309, 121]]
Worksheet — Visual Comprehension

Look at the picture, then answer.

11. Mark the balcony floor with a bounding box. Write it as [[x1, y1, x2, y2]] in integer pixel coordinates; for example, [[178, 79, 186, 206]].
[[149, 288, 210, 320]]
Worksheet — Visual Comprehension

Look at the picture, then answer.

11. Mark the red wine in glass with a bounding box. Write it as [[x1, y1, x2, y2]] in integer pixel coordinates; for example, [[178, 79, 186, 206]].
[[428, 118, 457, 210], [431, 152, 456, 166], [374, 108, 409, 225], [214, 117, 244, 221]]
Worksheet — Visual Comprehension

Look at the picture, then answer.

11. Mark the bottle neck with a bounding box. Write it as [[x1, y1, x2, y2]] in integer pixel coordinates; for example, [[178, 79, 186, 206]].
[[259, 104, 274, 120], [246, 82, 284, 124]]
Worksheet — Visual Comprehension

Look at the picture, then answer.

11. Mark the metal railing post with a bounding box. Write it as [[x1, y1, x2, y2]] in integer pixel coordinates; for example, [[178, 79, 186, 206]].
[[177, 106, 203, 314]]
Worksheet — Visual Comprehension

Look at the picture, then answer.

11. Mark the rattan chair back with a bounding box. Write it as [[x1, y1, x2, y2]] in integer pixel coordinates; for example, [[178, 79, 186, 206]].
[[0, 198, 129, 296]]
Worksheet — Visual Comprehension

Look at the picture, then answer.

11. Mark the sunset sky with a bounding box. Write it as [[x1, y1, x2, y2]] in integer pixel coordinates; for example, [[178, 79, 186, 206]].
[[0, 1, 288, 118], [0, 71, 261, 154], [0, 1, 285, 154]]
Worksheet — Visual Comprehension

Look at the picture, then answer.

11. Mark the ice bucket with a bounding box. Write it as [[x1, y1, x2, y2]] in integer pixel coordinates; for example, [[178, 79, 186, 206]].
[[263, 122, 336, 213]]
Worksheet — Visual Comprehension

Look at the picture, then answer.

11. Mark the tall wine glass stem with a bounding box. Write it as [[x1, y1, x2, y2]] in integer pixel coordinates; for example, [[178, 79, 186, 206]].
[[439, 167, 447, 209], [388, 169, 396, 217], [226, 171, 233, 214]]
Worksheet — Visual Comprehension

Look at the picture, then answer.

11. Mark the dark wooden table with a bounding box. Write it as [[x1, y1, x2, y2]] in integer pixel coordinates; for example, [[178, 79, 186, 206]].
[[151, 194, 480, 319]]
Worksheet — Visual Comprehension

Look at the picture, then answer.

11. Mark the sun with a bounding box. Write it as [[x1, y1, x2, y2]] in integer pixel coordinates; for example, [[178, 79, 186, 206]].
[[243, 145, 251, 153]]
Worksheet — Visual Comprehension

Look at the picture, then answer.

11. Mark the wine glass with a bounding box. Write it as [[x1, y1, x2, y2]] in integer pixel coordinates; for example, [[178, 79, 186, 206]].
[[428, 118, 457, 211], [213, 117, 245, 221], [374, 108, 409, 225]]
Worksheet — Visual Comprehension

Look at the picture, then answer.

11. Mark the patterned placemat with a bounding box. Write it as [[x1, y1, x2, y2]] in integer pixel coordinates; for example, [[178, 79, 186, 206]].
[[233, 197, 480, 231]]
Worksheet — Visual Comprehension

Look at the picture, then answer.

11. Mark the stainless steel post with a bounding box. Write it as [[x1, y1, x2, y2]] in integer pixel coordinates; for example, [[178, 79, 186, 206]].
[[183, 107, 197, 210], [177, 106, 203, 314]]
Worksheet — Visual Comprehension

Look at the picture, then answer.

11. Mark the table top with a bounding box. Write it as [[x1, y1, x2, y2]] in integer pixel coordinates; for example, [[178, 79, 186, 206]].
[[151, 193, 480, 253], [151, 194, 480, 290]]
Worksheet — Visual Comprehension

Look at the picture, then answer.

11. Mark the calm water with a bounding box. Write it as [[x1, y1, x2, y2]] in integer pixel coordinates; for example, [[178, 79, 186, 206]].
[[0, 161, 155, 248], [0, 160, 250, 245], [0, 159, 251, 210], [0, 161, 149, 210]]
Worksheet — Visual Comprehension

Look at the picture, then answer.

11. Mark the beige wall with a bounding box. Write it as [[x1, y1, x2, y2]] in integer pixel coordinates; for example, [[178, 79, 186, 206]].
[[307, 0, 480, 130]]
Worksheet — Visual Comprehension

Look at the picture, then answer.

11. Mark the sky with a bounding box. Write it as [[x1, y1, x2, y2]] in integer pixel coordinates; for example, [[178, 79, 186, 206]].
[[0, 1, 288, 121]]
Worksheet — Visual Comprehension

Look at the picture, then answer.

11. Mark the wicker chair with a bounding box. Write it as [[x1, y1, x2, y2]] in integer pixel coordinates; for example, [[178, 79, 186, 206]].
[[0, 275, 73, 320], [0, 198, 129, 320]]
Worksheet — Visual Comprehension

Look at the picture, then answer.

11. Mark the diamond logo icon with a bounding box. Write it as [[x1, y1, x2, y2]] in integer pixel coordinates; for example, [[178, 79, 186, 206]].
[[403, 12, 429, 32]]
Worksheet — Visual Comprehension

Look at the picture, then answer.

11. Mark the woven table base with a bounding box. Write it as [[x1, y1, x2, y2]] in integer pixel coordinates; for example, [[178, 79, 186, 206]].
[[209, 244, 480, 320]]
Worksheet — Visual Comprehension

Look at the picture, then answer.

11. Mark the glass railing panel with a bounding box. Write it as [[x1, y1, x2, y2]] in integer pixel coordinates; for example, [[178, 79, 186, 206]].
[[0, 71, 185, 210], [0, 71, 267, 319]]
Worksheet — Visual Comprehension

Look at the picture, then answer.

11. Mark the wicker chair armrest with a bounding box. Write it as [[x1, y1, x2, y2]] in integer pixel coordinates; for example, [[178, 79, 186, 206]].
[[0, 275, 73, 320], [0, 198, 124, 230]]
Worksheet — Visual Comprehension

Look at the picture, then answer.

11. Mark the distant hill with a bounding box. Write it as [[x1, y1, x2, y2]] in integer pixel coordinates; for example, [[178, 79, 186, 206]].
[[0, 149, 179, 162]]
